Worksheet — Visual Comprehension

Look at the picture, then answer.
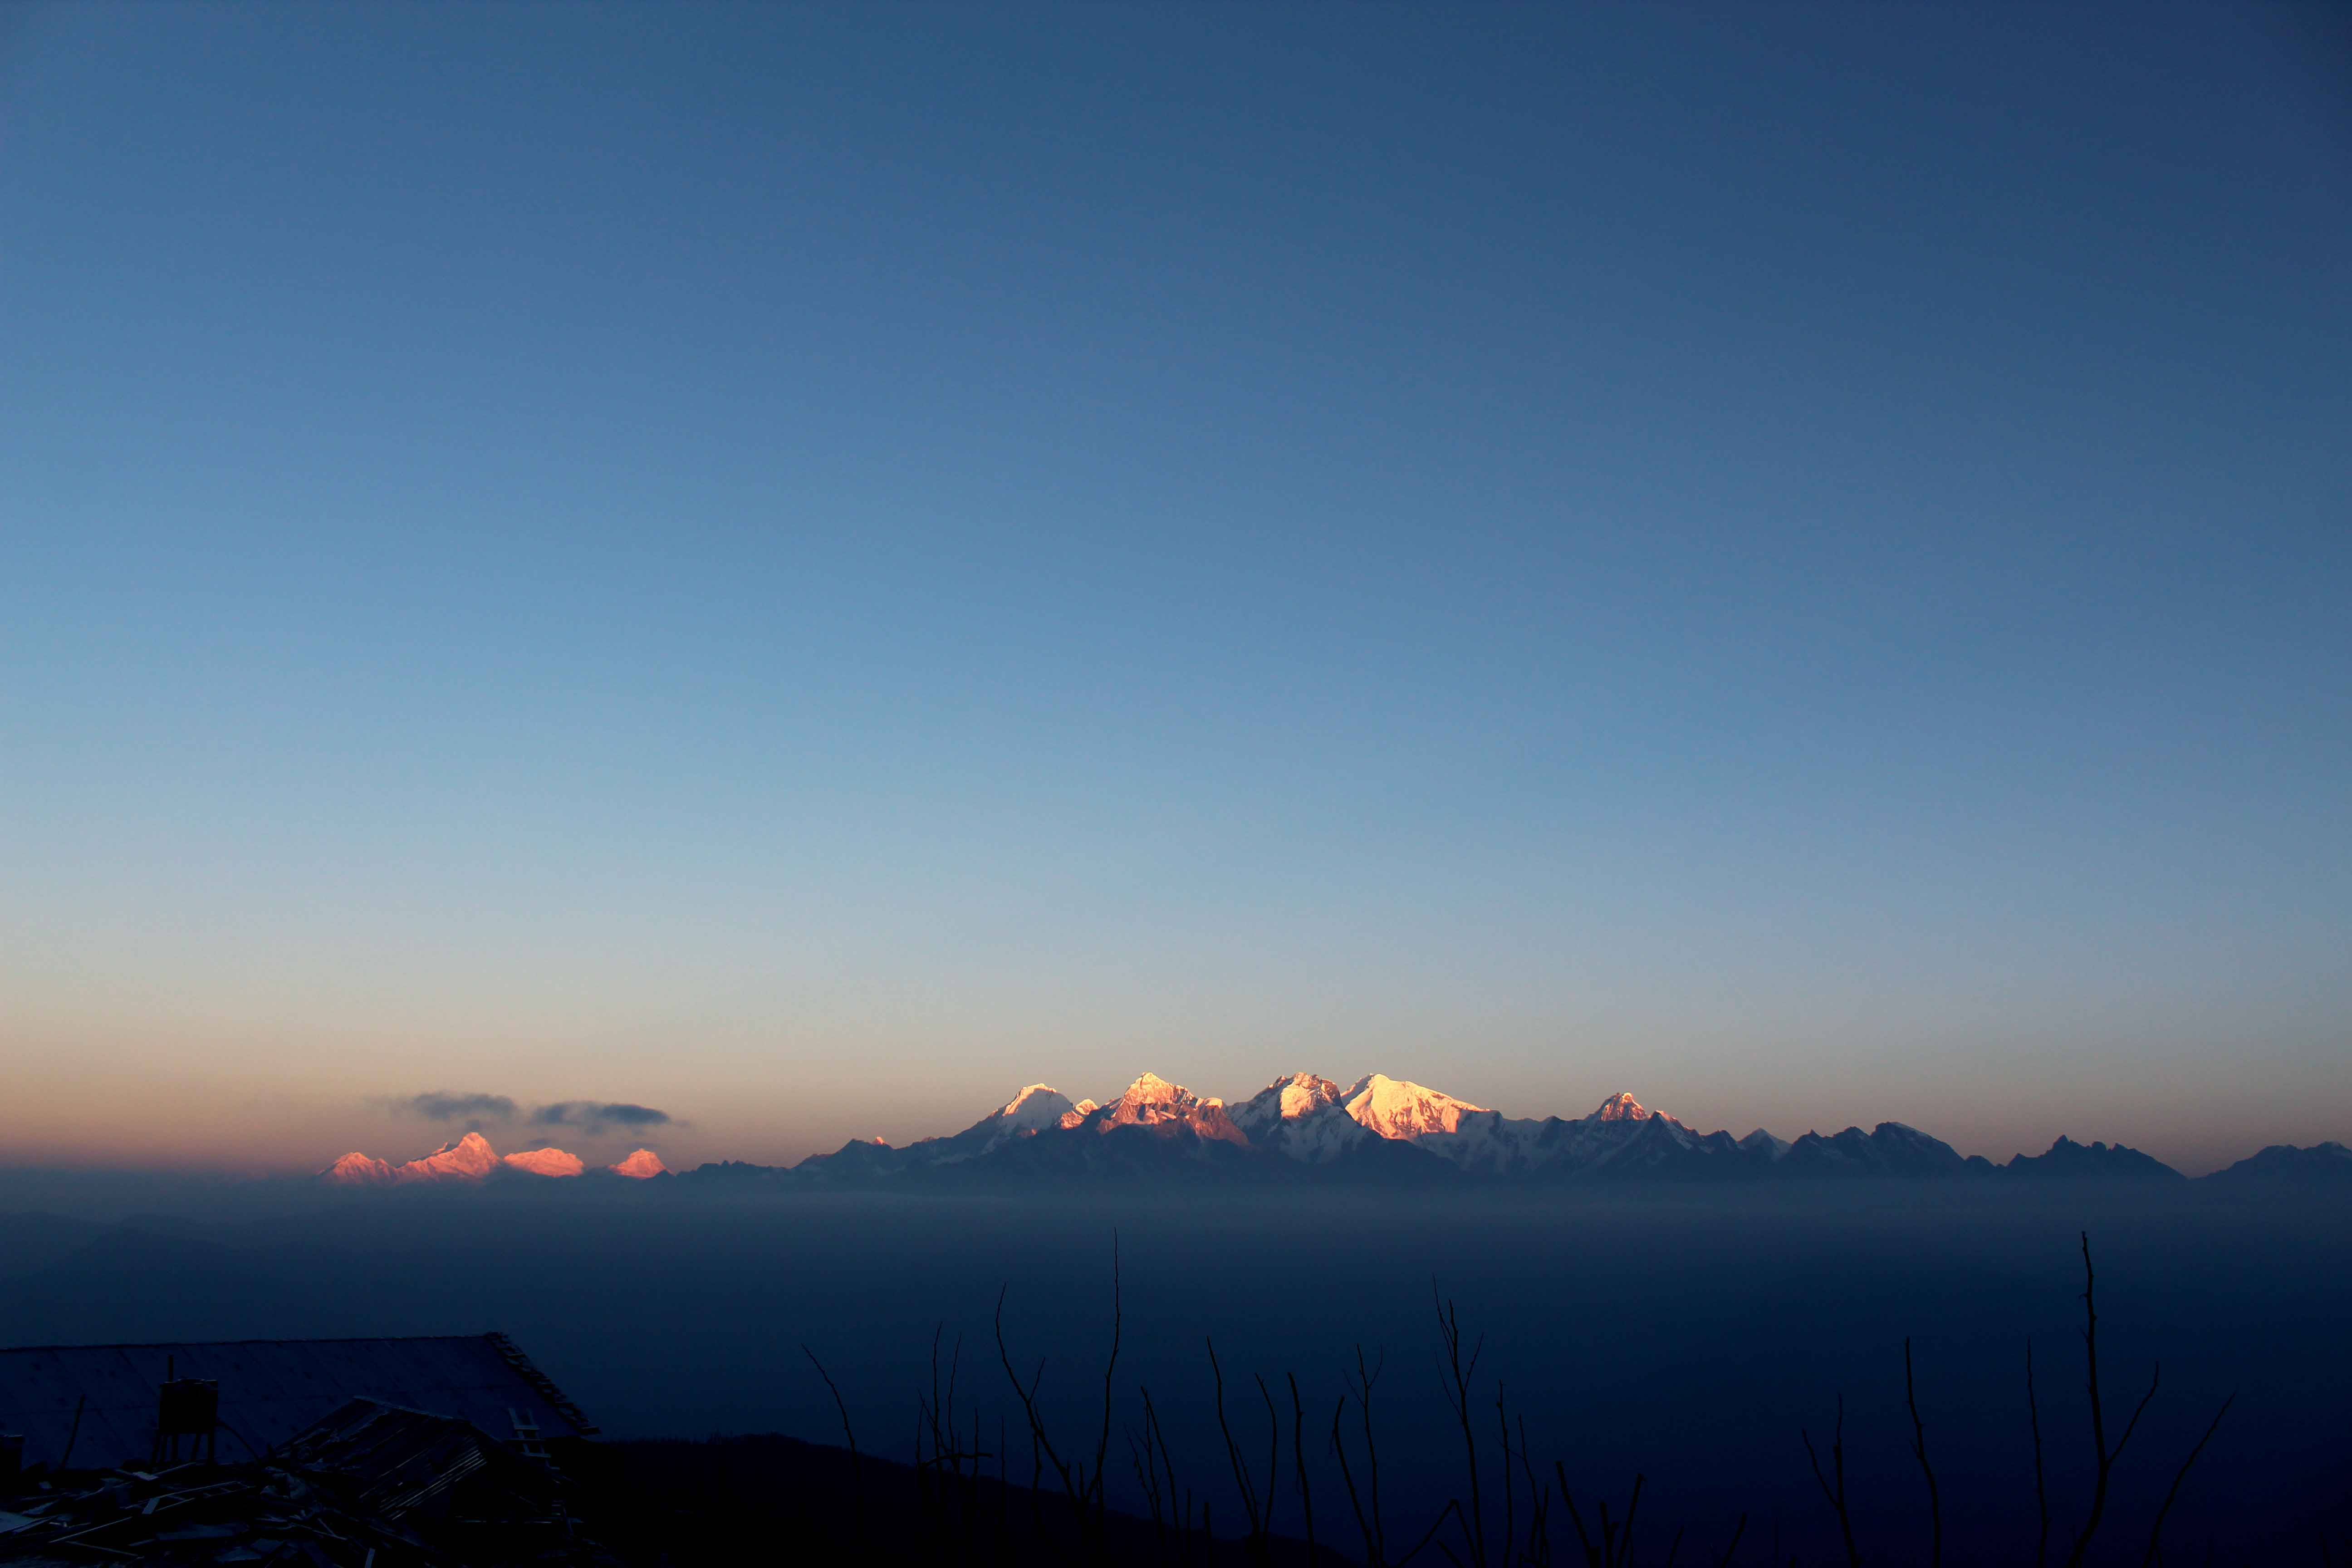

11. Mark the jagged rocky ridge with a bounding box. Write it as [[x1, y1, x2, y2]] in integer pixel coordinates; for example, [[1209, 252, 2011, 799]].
[[683, 1072, 2303, 1190]]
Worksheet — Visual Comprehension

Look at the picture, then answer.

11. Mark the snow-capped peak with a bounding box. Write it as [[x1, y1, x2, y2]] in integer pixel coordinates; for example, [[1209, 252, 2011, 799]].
[[1106, 1072, 1192, 1119], [1000, 1083, 1066, 1117], [1230, 1073, 1346, 1137], [1589, 1092, 1652, 1123], [1098, 1073, 1247, 1144], [1274, 1073, 1343, 1119], [501, 1147, 585, 1178], [608, 1148, 668, 1179], [319, 1131, 509, 1185], [994, 1084, 1079, 1133], [320, 1151, 395, 1186], [905, 1084, 1087, 1165], [1343, 1074, 1490, 1140], [397, 1132, 502, 1182]]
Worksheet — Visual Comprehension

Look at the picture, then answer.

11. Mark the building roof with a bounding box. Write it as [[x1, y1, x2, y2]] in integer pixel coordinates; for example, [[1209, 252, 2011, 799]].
[[0, 1333, 596, 1472]]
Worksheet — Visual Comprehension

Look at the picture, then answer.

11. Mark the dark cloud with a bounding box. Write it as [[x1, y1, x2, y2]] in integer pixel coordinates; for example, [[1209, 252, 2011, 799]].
[[531, 1101, 673, 1134], [405, 1092, 517, 1124]]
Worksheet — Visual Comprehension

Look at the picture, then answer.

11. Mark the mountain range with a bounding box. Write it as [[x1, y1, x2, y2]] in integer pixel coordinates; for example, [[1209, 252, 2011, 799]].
[[317, 1072, 2347, 1191], [318, 1131, 670, 1185], [653, 1072, 2347, 1192]]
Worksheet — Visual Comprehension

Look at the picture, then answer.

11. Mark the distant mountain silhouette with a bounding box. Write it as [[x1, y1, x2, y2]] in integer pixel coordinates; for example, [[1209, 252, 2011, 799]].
[[304, 1069, 2334, 1194], [2202, 1140, 2352, 1191], [635, 1072, 2327, 1192], [2002, 1134, 2184, 1182], [1778, 1122, 1979, 1179]]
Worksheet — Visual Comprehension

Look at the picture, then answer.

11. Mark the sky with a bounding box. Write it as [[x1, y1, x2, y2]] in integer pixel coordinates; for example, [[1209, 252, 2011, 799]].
[[3, 3, 2347, 1176]]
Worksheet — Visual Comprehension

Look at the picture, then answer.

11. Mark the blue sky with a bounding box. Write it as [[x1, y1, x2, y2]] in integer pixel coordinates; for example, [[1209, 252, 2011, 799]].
[[3, 4, 2347, 1173]]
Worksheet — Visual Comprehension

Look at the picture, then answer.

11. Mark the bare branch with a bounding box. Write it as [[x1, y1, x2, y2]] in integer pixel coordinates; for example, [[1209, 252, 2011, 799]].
[[2141, 1394, 2234, 1568], [1331, 1392, 1382, 1568], [1434, 1284, 1489, 1568], [2028, 1340, 2049, 1568], [1092, 1233, 1122, 1520], [1801, 1396, 1861, 1568], [1360, 1345, 1389, 1563], [1515, 1414, 1548, 1568], [1396, 1496, 1469, 1568], [1208, 1336, 1266, 1545], [1556, 1460, 1597, 1568], [2111, 1364, 2161, 1468], [994, 1283, 1079, 1516], [1906, 1338, 1942, 1568], [2064, 1234, 2161, 1568], [1289, 1372, 1318, 1565], [800, 1343, 862, 1544], [1259, 1375, 1282, 1537], [1496, 1382, 1515, 1568]]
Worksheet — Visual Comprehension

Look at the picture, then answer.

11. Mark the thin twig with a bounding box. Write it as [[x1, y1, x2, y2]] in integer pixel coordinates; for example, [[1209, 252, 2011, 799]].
[[1496, 1382, 1515, 1568], [2028, 1340, 2049, 1568], [1255, 1373, 1283, 1564], [995, 1284, 1080, 1522], [2064, 1231, 2161, 1568], [1208, 1337, 1265, 1544], [1801, 1396, 1861, 1568], [1906, 1338, 1942, 1568], [1093, 1234, 1122, 1529], [1396, 1497, 1469, 1568], [801, 1345, 862, 1549], [1333, 1392, 1382, 1568], [1434, 1285, 1489, 1568], [1556, 1461, 1597, 1568], [1289, 1372, 1318, 1565], [2142, 1395, 2234, 1568], [1362, 1346, 1389, 1563], [1515, 1414, 1546, 1568]]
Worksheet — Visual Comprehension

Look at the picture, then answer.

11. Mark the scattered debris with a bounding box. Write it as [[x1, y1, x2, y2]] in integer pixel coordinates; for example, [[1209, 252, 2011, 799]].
[[0, 1398, 615, 1566], [0, 1336, 598, 1474]]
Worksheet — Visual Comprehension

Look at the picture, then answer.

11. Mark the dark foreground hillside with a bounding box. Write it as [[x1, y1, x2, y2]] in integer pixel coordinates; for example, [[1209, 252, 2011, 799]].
[[4, 1183, 2346, 1563], [562, 1432, 1337, 1567]]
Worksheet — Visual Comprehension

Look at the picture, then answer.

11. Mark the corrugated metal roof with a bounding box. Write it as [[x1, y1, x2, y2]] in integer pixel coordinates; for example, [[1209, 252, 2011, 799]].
[[0, 1334, 596, 1471]]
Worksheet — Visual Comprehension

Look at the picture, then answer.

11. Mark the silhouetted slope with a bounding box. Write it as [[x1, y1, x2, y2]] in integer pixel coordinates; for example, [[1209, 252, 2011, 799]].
[[2004, 1134, 2184, 1181], [2204, 1140, 2352, 1191], [559, 1432, 1341, 1567], [1779, 1122, 1973, 1178]]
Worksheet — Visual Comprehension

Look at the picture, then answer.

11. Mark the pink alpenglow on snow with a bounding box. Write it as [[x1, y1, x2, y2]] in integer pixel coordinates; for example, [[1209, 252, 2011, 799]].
[[318, 1132, 585, 1184], [321, 1152, 396, 1186], [1094, 1072, 1250, 1145], [393, 1132, 503, 1182], [609, 1148, 668, 1179], [1342, 1073, 1490, 1140], [309, 1076, 1723, 1189], [502, 1147, 586, 1178]]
